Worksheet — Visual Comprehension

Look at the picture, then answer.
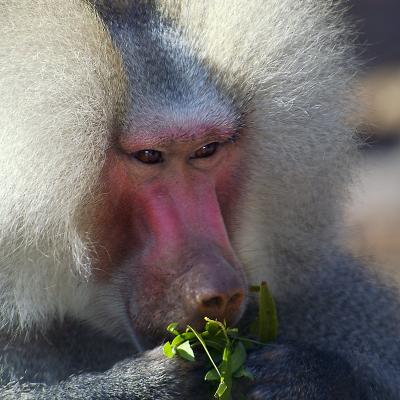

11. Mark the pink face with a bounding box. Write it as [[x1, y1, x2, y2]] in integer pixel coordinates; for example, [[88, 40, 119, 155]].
[[92, 125, 248, 337]]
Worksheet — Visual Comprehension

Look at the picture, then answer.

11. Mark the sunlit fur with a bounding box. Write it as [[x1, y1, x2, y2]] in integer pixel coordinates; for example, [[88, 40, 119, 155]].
[[0, 0, 355, 339], [0, 0, 126, 332]]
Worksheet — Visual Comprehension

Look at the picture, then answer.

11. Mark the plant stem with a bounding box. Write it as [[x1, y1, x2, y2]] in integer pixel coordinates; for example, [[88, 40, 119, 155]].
[[220, 346, 232, 400]]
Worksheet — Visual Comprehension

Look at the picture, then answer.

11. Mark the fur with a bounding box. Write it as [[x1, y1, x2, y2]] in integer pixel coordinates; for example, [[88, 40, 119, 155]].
[[0, 0, 126, 332], [0, 0, 355, 332]]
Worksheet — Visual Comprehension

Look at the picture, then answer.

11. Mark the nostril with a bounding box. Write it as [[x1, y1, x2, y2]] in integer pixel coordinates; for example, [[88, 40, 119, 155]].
[[200, 291, 244, 313], [202, 296, 224, 310], [228, 292, 243, 307]]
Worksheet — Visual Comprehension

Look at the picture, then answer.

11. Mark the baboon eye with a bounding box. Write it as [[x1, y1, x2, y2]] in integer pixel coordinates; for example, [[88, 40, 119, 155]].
[[192, 142, 219, 159], [133, 149, 163, 164]]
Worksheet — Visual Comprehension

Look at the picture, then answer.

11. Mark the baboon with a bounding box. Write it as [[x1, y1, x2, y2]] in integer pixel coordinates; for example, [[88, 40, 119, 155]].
[[0, 1, 397, 399]]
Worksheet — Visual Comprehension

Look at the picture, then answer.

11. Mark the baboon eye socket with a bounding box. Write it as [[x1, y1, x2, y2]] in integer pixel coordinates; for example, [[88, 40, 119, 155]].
[[191, 142, 219, 159], [133, 149, 163, 164]]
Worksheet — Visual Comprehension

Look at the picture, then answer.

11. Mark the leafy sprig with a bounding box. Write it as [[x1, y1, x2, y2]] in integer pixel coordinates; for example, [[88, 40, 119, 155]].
[[163, 281, 278, 399]]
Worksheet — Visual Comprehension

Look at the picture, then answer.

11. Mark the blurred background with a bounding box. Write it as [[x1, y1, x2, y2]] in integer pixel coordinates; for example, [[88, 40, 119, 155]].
[[349, 0, 400, 67], [340, 0, 400, 274]]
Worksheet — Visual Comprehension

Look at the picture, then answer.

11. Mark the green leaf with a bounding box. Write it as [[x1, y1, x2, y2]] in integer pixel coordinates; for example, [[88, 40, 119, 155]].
[[187, 325, 221, 378], [233, 366, 254, 380], [215, 379, 228, 398], [205, 319, 221, 335], [162, 342, 175, 358], [204, 317, 227, 334], [258, 281, 278, 342], [176, 340, 195, 362], [166, 322, 180, 336], [202, 337, 226, 352], [222, 345, 231, 363], [208, 348, 223, 364], [205, 368, 220, 381], [219, 346, 233, 400], [226, 327, 238, 337], [181, 332, 196, 341], [230, 342, 247, 373], [241, 368, 254, 380], [171, 334, 186, 348], [232, 366, 245, 378]]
